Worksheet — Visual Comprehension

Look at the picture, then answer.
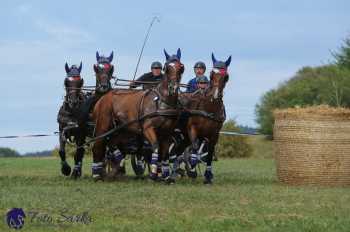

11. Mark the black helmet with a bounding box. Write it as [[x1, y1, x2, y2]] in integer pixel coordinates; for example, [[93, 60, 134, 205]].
[[151, 61, 162, 69], [194, 61, 206, 71]]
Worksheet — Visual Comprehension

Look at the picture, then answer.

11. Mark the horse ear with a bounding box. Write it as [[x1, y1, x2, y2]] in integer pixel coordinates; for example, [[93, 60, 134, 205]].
[[211, 53, 217, 65], [225, 56, 231, 67], [96, 51, 100, 62], [108, 51, 113, 63], [78, 62, 82, 73], [65, 62, 70, 73], [177, 48, 181, 60], [164, 49, 170, 60]]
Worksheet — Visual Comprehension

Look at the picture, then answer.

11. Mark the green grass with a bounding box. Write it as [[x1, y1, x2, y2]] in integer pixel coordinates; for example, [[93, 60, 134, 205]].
[[1, 157, 350, 232]]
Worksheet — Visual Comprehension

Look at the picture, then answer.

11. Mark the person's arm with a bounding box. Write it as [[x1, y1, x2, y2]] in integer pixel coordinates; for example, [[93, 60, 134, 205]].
[[130, 73, 147, 88], [186, 79, 194, 92]]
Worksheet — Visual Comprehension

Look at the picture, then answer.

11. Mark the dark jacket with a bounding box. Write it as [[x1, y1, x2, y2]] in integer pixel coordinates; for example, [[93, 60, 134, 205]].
[[186, 75, 209, 93], [131, 72, 164, 90]]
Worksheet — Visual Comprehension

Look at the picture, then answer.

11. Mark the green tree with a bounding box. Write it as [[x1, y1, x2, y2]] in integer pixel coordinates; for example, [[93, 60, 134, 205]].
[[0, 147, 20, 157], [255, 65, 350, 137], [216, 120, 253, 158], [333, 36, 350, 69]]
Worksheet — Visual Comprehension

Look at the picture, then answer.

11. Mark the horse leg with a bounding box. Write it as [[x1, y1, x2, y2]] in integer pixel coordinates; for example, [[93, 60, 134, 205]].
[[160, 139, 174, 184], [169, 141, 186, 178], [71, 135, 85, 179], [143, 127, 160, 181], [92, 137, 107, 181], [187, 126, 200, 178], [204, 143, 215, 184], [134, 142, 146, 177], [108, 146, 125, 177], [59, 131, 71, 176]]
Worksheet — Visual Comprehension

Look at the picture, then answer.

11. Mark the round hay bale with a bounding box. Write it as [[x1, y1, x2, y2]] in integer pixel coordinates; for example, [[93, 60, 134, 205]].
[[274, 105, 350, 186]]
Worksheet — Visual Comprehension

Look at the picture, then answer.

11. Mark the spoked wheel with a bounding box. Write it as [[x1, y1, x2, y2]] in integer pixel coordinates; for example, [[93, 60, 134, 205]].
[[183, 140, 209, 178]]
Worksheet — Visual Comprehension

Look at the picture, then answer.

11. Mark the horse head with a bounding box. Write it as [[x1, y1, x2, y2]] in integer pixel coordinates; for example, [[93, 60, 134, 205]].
[[210, 53, 231, 100], [162, 48, 184, 96], [64, 62, 84, 109], [94, 51, 114, 93]]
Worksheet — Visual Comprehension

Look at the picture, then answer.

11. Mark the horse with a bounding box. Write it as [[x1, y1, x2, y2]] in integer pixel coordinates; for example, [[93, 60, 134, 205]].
[[170, 53, 231, 184], [57, 51, 115, 179], [91, 48, 184, 182]]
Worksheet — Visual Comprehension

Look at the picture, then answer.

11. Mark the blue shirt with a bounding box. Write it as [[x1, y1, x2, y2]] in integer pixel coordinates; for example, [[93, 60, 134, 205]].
[[186, 76, 209, 93]]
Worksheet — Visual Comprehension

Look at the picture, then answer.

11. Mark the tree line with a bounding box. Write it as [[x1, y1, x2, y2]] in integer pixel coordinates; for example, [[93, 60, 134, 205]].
[[255, 36, 350, 137]]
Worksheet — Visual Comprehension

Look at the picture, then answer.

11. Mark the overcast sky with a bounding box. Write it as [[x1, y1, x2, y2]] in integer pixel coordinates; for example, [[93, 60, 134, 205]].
[[0, 0, 349, 153]]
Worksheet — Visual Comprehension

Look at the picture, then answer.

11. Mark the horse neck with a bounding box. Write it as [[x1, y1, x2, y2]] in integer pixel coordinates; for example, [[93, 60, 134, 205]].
[[157, 74, 178, 105], [196, 86, 223, 112]]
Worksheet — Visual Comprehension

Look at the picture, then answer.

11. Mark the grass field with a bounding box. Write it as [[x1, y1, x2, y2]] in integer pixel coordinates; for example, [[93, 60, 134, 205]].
[[1, 157, 350, 232]]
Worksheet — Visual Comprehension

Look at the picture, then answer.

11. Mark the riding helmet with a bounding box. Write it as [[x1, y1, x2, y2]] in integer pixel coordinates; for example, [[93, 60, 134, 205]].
[[197, 75, 209, 83], [194, 61, 206, 71], [151, 61, 162, 69]]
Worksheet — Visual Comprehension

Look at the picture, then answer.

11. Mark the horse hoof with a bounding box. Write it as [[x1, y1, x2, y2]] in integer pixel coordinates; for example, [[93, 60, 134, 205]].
[[203, 179, 213, 185], [176, 168, 186, 177], [71, 169, 82, 179], [119, 166, 126, 175], [134, 166, 145, 176], [187, 170, 197, 179], [149, 173, 159, 182], [164, 177, 175, 185], [92, 174, 104, 182], [61, 164, 71, 176], [134, 175, 145, 180]]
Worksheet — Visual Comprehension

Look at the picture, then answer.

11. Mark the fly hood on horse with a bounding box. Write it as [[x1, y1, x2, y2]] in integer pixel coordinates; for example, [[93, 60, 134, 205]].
[[94, 51, 114, 94], [63, 62, 84, 110]]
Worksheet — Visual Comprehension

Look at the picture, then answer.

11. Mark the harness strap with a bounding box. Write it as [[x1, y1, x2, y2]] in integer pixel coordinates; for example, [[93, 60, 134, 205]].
[[78, 109, 179, 148], [186, 109, 225, 123]]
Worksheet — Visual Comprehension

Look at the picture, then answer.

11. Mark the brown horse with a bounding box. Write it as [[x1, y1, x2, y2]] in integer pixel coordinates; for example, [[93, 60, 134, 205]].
[[170, 53, 231, 184], [91, 48, 184, 182]]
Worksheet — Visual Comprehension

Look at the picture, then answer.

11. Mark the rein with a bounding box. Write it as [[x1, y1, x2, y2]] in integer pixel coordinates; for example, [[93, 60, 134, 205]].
[[78, 109, 179, 148], [116, 78, 189, 88], [184, 87, 226, 123]]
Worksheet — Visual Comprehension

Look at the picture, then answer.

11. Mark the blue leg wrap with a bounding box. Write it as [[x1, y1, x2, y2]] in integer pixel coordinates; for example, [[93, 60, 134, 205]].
[[190, 153, 198, 167], [92, 162, 104, 177]]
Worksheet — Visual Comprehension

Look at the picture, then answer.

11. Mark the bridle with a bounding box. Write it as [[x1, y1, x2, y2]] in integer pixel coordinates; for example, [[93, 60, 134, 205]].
[[163, 61, 183, 96], [209, 68, 229, 101], [64, 77, 84, 109], [94, 62, 114, 93]]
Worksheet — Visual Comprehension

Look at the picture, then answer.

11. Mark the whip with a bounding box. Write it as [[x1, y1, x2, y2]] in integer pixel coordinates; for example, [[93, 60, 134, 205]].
[[132, 16, 160, 81]]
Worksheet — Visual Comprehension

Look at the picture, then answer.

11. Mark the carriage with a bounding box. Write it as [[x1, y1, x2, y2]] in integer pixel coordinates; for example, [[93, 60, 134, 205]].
[[57, 50, 230, 184]]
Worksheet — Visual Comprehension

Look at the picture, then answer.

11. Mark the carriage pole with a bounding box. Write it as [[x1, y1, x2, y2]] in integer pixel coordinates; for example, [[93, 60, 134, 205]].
[[132, 16, 160, 81]]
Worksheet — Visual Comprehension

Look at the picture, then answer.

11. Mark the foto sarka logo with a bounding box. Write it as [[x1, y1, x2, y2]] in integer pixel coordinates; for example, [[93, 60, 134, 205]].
[[6, 208, 26, 230]]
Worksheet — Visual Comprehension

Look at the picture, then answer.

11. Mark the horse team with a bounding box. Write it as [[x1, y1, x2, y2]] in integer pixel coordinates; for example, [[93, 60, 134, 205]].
[[57, 49, 231, 184]]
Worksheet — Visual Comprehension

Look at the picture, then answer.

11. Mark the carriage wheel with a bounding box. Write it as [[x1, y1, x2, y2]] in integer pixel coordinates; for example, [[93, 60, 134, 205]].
[[183, 141, 209, 177]]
